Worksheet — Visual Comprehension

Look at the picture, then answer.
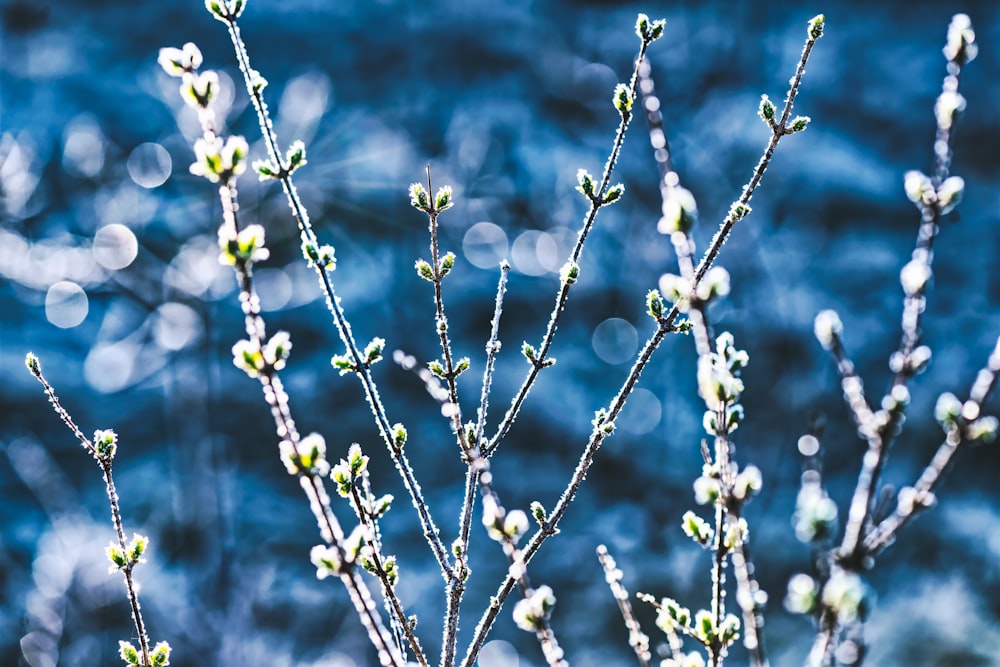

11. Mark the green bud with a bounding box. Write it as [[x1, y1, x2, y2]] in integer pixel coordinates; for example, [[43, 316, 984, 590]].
[[521, 341, 536, 363], [934, 392, 963, 426], [150, 641, 172, 666], [232, 339, 265, 378], [808, 14, 825, 40], [435, 185, 454, 211], [25, 352, 41, 377], [106, 544, 127, 570], [681, 510, 713, 546], [157, 43, 202, 78], [758, 94, 776, 124], [785, 116, 811, 134], [613, 83, 633, 117], [285, 140, 307, 171], [559, 261, 579, 285], [428, 360, 446, 378], [409, 182, 429, 210], [415, 259, 434, 281], [331, 463, 352, 497], [383, 555, 399, 586], [364, 338, 385, 365], [391, 423, 407, 449], [635, 13, 665, 42], [603, 183, 625, 205], [94, 429, 118, 460], [439, 251, 455, 277], [119, 641, 141, 665], [728, 201, 751, 222], [646, 289, 664, 320], [576, 168, 595, 199], [250, 160, 278, 181], [454, 357, 471, 376], [530, 500, 546, 524], [331, 353, 356, 376], [127, 534, 148, 563]]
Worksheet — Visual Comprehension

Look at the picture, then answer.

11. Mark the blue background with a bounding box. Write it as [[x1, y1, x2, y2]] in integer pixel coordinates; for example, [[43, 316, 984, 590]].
[[2, 1, 999, 665]]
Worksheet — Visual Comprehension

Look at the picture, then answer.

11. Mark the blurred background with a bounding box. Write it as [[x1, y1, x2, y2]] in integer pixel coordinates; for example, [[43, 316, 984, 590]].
[[2, 1, 999, 665]]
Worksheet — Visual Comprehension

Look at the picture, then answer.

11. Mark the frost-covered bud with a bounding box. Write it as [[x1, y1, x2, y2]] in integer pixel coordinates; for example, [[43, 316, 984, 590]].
[[454, 357, 471, 376], [576, 168, 595, 199], [391, 423, 407, 449], [530, 500, 547, 524], [696, 266, 731, 302], [658, 186, 698, 234], [119, 641, 141, 665], [603, 183, 625, 205], [428, 360, 446, 378], [723, 517, 748, 551], [652, 597, 691, 633], [279, 433, 329, 476], [150, 641, 171, 666], [943, 13, 977, 65], [363, 338, 385, 365], [106, 543, 127, 571], [733, 464, 763, 501], [282, 139, 307, 172], [903, 170, 933, 207], [231, 339, 264, 378], [813, 309, 842, 351], [785, 116, 810, 134], [694, 610, 738, 646], [191, 134, 248, 182], [435, 185, 454, 211], [646, 289, 664, 320], [758, 94, 776, 125], [821, 570, 869, 623], [408, 182, 429, 210], [219, 222, 269, 266], [504, 509, 530, 543], [158, 43, 202, 77], [934, 392, 963, 426], [808, 14, 825, 40], [381, 554, 400, 586], [254, 159, 279, 180], [262, 331, 292, 371], [521, 341, 536, 364], [94, 429, 118, 460], [310, 544, 343, 580], [205, 0, 245, 21], [900, 259, 932, 297], [439, 251, 455, 277], [559, 261, 579, 285], [613, 83, 633, 117], [890, 345, 932, 375], [330, 462, 353, 497], [635, 13, 665, 42], [935, 91, 966, 130], [345, 443, 368, 477], [127, 534, 148, 564], [936, 176, 965, 215], [785, 573, 818, 615], [693, 471, 720, 506], [415, 258, 434, 281], [180, 70, 219, 110], [366, 493, 394, 519], [249, 68, 267, 93], [658, 273, 688, 310], [681, 511, 713, 546], [331, 353, 356, 376], [793, 485, 838, 543], [512, 585, 556, 632], [967, 416, 998, 444], [727, 201, 751, 222]]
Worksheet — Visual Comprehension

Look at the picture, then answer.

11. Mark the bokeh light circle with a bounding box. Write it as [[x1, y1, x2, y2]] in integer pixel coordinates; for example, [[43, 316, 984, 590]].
[[462, 222, 508, 269], [45, 281, 88, 328], [592, 317, 638, 365], [92, 224, 138, 270], [127, 142, 171, 189]]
